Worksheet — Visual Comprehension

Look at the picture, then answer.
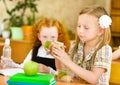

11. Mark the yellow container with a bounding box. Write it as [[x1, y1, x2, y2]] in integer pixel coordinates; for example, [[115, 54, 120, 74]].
[[110, 59, 120, 84]]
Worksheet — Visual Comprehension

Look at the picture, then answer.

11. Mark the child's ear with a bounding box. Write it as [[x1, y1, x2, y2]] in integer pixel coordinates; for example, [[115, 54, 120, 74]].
[[98, 28, 105, 36]]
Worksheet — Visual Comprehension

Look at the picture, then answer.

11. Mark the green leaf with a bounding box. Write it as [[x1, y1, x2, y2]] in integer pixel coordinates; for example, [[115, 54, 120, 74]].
[[2, 0, 39, 27], [6, 10, 12, 15]]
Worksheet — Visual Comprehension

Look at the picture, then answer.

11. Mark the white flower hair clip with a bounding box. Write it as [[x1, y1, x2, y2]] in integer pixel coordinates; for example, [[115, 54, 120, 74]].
[[98, 15, 112, 29]]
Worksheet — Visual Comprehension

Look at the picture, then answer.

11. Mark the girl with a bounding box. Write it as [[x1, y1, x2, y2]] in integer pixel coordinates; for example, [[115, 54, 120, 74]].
[[52, 6, 112, 84], [0, 17, 70, 74]]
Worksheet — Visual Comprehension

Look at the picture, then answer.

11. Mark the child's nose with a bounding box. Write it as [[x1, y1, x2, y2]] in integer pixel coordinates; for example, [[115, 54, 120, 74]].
[[47, 38, 53, 41]]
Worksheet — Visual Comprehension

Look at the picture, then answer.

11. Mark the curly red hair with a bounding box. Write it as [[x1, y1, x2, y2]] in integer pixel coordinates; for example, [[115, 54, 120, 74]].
[[31, 17, 70, 52]]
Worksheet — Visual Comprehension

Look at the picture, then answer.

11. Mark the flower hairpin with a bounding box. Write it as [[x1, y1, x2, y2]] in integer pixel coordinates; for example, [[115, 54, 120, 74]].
[[98, 15, 112, 29]]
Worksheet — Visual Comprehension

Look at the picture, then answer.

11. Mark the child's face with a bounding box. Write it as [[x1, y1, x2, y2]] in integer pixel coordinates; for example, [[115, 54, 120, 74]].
[[37, 26, 58, 46], [77, 14, 104, 43]]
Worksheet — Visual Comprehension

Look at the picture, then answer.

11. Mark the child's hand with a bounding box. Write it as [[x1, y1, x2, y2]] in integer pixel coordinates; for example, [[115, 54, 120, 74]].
[[0, 56, 13, 68], [39, 64, 50, 73], [51, 44, 71, 63]]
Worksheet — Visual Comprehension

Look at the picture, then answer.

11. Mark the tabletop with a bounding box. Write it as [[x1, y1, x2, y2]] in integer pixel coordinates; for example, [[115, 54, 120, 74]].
[[0, 59, 120, 85]]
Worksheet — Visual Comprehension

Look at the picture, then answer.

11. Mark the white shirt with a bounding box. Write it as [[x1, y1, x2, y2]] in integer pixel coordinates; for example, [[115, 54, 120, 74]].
[[11, 46, 55, 68]]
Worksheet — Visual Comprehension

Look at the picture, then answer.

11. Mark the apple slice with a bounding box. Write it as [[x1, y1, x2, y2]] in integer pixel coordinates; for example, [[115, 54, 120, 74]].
[[44, 41, 51, 49], [57, 70, 68, 79]]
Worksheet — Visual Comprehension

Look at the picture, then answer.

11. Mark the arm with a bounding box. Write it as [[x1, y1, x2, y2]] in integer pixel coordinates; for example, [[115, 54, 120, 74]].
[[52, 46, 109, 84], [0, 50, 32, 68], [64, 60, 105, 84], [112, 48, 120, 60], [52, 51, 105, 84], [9, 49, 32, 68]]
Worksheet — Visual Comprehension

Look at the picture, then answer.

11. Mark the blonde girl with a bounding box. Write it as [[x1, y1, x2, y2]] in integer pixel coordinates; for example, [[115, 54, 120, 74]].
[[52, 6, 112, 84]]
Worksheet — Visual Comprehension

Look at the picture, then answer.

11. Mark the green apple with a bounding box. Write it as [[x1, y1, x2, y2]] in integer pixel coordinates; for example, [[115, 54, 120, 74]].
[[23, 61, 39, 76]]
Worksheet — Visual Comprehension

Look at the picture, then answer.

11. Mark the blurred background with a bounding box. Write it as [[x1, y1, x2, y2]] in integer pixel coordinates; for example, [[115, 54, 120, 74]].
[[0, 0, 111, 31], [0, 0, 120, 56]]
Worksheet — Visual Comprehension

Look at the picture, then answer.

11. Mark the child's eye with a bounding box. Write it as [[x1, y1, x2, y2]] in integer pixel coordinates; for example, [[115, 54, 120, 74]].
[[51, 36, 56, 39], [43, 36, 47, 38], [84, 26, 89, 29], [85, 27, 89, 29], [77, 25, 81, 28]]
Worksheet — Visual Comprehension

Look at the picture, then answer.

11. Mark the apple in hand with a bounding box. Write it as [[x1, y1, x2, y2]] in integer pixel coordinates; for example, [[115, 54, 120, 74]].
[[44, 41, 51, 49], [23, 61, 39, 76], [44, 41, 64, 54]]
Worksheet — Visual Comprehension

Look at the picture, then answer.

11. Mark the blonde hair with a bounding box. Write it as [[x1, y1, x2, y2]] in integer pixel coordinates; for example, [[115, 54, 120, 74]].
[[31, 17, 70, 52], [72, 6, 111, 65]]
